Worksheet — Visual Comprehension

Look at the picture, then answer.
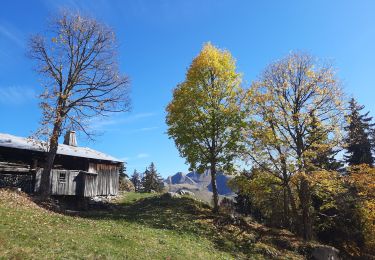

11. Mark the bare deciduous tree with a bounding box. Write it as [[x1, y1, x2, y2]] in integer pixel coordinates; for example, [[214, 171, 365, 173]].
[[29, 11, 130, 196]]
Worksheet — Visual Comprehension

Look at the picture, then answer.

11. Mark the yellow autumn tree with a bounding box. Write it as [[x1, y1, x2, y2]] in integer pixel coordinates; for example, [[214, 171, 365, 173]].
[[245, 53, 344, 240], [166, 43, 249, 212]]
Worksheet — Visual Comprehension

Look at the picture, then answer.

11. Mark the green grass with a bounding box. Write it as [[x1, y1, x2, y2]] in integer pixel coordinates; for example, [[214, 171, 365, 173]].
[[0, 190, 308, 259], [120, 191, 156, 204]]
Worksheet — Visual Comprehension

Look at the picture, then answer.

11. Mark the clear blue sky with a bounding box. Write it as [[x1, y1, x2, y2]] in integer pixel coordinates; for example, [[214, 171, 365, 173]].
[[1, 0, 375, 177]]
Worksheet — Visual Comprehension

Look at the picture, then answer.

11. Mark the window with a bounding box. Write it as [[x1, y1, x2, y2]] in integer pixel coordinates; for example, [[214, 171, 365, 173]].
[[59, 172, 66, 183]]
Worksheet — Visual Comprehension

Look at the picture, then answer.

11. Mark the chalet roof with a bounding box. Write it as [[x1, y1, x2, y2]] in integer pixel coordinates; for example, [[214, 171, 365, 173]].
[[0, 133, 122, 163]]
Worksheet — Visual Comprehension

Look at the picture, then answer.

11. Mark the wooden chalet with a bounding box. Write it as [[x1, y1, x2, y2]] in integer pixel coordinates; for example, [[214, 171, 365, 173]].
[[0, 131, 122, 197]]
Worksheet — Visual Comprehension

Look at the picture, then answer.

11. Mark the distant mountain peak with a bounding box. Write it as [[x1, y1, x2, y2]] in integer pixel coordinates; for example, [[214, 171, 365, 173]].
[[165, 171, 234, 195], [165, 172, 196, 185]]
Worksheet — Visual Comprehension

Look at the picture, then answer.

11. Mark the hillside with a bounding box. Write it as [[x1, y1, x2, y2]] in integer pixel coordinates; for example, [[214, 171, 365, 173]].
[[0, 189, 330, 259]]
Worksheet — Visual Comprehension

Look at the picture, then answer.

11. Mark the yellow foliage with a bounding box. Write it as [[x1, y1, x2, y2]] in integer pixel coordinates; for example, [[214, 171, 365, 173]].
[[347, 164, 375, 198], [347, 165, 375, 253], [166, 42, 248, 175], [308, 170, 346, 195]]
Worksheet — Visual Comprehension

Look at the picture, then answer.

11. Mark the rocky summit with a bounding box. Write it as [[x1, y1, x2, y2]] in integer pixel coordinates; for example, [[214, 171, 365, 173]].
[[165, 170, 234, 196]]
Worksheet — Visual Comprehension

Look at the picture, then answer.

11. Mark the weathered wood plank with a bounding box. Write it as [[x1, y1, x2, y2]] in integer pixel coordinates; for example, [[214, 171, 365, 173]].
[[89, 163, 119, 196], [0, 161, 31, 172], [50, 170, 80, 196]]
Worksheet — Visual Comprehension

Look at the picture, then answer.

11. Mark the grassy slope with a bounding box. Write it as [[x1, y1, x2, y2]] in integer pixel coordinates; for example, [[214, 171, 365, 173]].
[[0, 190, 312, 259]]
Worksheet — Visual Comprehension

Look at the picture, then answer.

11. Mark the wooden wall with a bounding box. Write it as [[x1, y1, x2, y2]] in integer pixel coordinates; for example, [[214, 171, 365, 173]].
[[35, 163, 119, 197], [35, 169, 99, 197], [1, 145, 120, 197], [82, 173, 98, 197], [50, 170, 80, 196], [88, 163, 119, 196]]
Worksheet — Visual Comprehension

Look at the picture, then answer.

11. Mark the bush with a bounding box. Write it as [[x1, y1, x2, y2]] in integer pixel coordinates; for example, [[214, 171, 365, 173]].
[[119, 178, 135, 192], [220, 197, 235, 214]]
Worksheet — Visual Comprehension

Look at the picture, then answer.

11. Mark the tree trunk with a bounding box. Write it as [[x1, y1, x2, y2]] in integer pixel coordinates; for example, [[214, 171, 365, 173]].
[[286, 184, 299, 233], [282, 186, 289, 228], [299, 175, 312, 240], [39, 119, 62, 197], [280, 156, 291, 228], [210, 163, 219, 213]]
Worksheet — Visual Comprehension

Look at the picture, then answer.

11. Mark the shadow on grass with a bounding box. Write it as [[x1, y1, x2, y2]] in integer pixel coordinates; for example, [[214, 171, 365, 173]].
[[78, 194, 258, 258], [0, 189, 322, 259], [65, 193, 315, 259], [84, 195, 216, 235]]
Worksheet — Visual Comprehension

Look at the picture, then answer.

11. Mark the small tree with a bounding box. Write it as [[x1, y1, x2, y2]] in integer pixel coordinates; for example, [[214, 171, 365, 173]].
[[130, 169, 142, 192], [28, 11, 130, 196], [142, 162, 163, 193], [230, 169, 254, 216], [119, 162, 134, 191], [230, 168, 285, 226], [344, 98, 374, 166], [119, 162, 128, 179], [166, 43, 248, 212], [347, 165, 375, 254], [308, 170, 365, 256]]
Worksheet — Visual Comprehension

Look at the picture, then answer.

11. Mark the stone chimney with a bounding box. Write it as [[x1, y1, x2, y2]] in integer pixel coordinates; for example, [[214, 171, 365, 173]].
[[63, 131, 77, 146]]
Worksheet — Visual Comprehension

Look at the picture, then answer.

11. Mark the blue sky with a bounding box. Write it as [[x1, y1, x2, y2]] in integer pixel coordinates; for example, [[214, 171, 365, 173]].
[[1, 0, 375, 177]]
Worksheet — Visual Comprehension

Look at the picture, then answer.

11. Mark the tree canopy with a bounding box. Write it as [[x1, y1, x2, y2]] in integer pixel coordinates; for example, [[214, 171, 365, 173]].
[[166, 42, 248, 211], [245, 52, 344, 240]]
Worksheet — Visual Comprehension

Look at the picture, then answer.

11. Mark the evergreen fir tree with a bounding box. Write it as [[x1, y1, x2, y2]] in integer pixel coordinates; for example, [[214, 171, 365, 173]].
[[306, 112, 343, 171], [119, 162, 129, 179], [142, 162, 164, 192], [118, 162, 129, 190], [130, 169, 142, 192], [344, 98, 374, 166]]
